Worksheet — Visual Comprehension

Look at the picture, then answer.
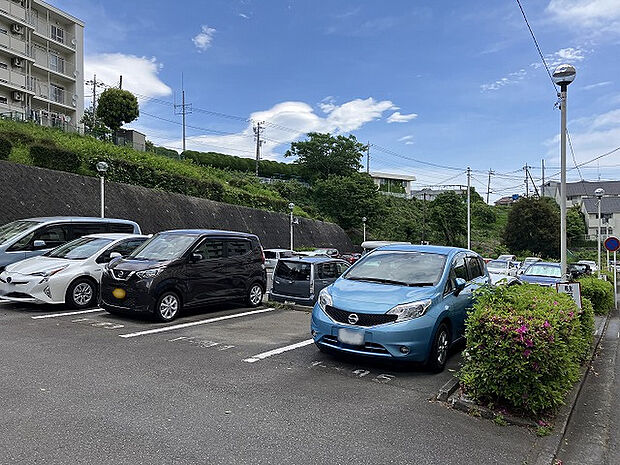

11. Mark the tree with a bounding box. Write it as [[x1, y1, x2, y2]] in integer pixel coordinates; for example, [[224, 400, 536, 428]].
[[567, 205, 586, 247], [285, 132, 365, 181], [80, 106, 112, 140], [96, 88, 139, 132], [503, 197, 559, 258], [428, 191, 467, 246], [313, 173, 383, 230]]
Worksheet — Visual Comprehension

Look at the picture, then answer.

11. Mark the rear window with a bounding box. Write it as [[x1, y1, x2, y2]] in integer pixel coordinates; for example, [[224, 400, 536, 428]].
[[108, 223, 136, 234], [275, 261, 311, 281], [264, 251, 277, 259]]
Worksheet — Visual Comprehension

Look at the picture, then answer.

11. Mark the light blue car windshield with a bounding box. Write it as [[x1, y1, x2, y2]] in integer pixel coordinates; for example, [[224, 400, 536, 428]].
[[344, 251, 446, 287]]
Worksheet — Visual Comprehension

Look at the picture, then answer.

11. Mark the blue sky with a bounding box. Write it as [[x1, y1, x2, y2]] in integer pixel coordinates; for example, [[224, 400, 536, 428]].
[[51, 0, 620, 200]]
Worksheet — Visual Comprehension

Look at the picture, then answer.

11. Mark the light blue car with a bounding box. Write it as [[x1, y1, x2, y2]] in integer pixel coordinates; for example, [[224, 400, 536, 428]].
[[311, 245, 490, 372]]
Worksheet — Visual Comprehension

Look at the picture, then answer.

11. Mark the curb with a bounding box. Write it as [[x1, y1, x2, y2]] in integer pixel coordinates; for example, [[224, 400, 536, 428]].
[[529, 311, 612, 465], [436, 378, 459, 402]]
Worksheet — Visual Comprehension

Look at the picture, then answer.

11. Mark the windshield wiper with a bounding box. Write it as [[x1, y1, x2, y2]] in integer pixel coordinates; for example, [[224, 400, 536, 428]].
[[407, 282, 434, 287], [347, 276, 410, 286]]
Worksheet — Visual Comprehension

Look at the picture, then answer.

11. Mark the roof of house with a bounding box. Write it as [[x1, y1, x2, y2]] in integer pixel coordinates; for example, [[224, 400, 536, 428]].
[[369, 171, 417, 181], [582, 197, 620, 214], [563, 181, 620, 197]]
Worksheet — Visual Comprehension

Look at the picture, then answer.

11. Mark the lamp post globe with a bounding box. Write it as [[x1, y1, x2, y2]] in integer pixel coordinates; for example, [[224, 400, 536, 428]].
[[552, 64, 576, 87], [288, 202, 294, 211], [96, 161, 109, 174], [595, 187, 605, 199]]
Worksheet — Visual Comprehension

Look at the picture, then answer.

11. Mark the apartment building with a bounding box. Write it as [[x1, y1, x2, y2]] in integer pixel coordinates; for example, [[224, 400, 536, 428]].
[[0, 0, 83, 130], [370, 171, 416, 198]]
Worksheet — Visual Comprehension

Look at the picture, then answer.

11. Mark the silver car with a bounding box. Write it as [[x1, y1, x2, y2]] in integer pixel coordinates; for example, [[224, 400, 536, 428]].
[[0, 217, 141, 273]]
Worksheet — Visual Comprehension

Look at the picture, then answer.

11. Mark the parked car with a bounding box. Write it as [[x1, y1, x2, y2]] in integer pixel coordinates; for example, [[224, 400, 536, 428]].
[[311, 244, 490, 372], [0, 234, 148, 307], [100, 230, 267, 321], [517, 257, 542, 274], [341, 253, 362, 264], [269, 257, 349, 306], [0, 217, 141, 273], [497, 254, 517, 262], [568, 262, 591, 279], [575, 260, 598, 273], [519, 262, 562, 286], [263, 248, 294, 269], [489, 273, 521, 287], [486, 259, 518, 276], [361, 241, 411, 253], [313, 248, 340, 258]]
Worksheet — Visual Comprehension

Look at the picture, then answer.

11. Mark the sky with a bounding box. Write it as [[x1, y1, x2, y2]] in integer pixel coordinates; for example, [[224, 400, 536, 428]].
[[50, 0, 620, 202]]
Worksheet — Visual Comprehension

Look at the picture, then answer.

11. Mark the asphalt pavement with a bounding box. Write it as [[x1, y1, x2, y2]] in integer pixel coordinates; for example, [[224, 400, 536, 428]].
[[0, 299, 540, 464]]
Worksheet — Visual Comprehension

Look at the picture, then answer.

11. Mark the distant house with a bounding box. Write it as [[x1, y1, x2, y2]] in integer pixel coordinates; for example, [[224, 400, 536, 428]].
[[369, 171, 416, 198], [115, 129, 146, 152], [580, 197, 620, 240], [543, 180, 620, 207], [495, 196, 516, 206], [410, 186, 468, 201]]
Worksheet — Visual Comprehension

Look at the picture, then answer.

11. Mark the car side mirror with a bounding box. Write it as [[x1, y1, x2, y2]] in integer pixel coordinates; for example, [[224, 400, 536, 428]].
[[110, 252, 122, 260], [189, 252, 203, 262], [454, 277, 466, 295], [33, 240, 47, 249]]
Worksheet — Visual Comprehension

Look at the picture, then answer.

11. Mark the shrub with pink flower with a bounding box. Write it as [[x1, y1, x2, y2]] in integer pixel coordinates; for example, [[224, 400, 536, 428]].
[[459, 284, 594, 415]]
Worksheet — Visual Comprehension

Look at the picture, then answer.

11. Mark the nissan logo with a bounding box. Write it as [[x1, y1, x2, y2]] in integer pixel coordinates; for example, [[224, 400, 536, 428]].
[[6, 277, 11, 283], [348, 313, 359, 325], [117, 271, 124, 277]]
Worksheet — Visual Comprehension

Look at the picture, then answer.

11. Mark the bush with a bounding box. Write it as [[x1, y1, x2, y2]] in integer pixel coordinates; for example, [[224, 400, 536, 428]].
[[30, 144, 80, 172], [459, 284, 594, 415], [0, 137, 11, 160], [578, 276, 614, 314]]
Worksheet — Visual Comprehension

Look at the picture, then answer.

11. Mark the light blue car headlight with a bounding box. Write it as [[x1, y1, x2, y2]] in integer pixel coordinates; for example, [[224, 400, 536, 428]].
[[386, 299, 432, 322], [318, 287, 332, 311]]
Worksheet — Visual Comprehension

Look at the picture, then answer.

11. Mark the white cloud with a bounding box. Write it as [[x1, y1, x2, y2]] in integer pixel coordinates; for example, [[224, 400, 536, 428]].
[[398, 135, 414, 142], [165, 98, 400, 159], [544, 108, 620, 169], [583, 81, 612, 90], [192, 25, 216, 52], [481, 69, 527, 91], [387, 111, 418, 123], [238, 13, 250, 19], [84, 53, 172, 99], [546, 0, 620, 32], [531, 47, 587, 69]]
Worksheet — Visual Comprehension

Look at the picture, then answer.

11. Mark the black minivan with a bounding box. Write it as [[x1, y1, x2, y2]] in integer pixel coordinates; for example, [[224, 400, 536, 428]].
[[100, 230, 267, 321]]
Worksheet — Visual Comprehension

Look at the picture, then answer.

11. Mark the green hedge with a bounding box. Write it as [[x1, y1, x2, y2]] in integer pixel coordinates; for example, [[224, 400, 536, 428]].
[[578, 276, 614, 314], [459, 285, 594, 415], [30, 143, 80, 172], [0, 137, 11, 160]]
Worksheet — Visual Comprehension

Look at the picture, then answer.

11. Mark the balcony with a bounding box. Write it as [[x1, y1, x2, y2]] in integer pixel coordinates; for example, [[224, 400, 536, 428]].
[[31, 19, 75, 50], [0, 64, 26, 88], [0, 30, 27, 55], [31, 46, 75, 78], [0, 0, 27, 22]]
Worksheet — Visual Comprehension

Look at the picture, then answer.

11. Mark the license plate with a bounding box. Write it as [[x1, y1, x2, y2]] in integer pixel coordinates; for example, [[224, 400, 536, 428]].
[[338, 328, 364, 346]]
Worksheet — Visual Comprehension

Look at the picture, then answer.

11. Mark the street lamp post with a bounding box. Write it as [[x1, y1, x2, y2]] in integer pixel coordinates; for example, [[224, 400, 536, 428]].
[[595, 187, 605, 277], [96, 161, 109, 218], [288, 202, 295, 251], [552, 64, 577, 280], [362, 217, 367, 242]]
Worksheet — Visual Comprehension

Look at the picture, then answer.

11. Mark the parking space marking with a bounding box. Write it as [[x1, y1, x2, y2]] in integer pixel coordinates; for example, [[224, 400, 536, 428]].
[[243, 338, 315, 363], [31, 308, 105, 319], [118, 307, 275, 338]]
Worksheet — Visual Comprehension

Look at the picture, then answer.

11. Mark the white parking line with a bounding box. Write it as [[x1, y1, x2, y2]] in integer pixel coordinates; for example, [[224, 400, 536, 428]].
[[31, 308, 105, 319], [243, 339, 315, 363], [119, 307, 275, 339]]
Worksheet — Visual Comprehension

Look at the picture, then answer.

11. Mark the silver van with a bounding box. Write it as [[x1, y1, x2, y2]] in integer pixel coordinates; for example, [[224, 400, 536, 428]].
[[0, 217, 141, 272]]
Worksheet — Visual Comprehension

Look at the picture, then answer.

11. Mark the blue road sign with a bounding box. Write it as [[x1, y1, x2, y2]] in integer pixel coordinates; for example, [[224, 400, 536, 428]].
[[604, 236, 620, 252]]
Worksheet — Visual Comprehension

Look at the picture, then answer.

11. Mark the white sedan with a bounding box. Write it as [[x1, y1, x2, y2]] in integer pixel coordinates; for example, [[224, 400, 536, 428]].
[[0, 233, 147, 308]]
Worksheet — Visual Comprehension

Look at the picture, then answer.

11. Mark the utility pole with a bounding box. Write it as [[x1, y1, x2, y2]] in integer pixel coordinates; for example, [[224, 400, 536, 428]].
[[528, 169, 540, 198], [486, 169, 494, 204], [84, 74, 106, 132], [174, 75, 192, 154], [253, 121, 264, 177], [366, 142, 370, 174], [119, 75, 123, 90], [422, 191, 427, 243], [524, 164, 530, 198], [541, 159, 545, 197], [467, 166, 471, 250]]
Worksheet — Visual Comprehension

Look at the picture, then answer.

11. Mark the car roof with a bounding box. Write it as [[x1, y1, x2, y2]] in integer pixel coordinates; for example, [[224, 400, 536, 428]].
[[280, 256, 344, 264], [374, 244, 473, 256], [158, 229, 258, 239], [84, 233, 147, 240], [264, 248, 292, 252], [22, 217, 137, 224]]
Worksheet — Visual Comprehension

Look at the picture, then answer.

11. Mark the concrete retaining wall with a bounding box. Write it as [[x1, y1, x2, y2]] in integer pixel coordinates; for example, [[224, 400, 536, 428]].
[[0, 161, 354, 251]]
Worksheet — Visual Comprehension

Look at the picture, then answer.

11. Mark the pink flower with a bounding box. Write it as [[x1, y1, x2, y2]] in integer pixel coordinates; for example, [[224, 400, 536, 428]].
[[525, 339, 534, 347], [553, 301, 559, 306], [543, 320, 551, 328], [516, 325, 529, 335], [523, 349, 532, 357], [568, 311, 574, 318]]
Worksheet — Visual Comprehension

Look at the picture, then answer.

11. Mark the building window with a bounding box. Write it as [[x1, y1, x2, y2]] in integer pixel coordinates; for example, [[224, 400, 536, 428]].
[[49, 53, 65, 74], [0, 96, 8, 104], [50, 24, 64, 44], [50, 83, 64, 104], [0, 28, 8, 35], [0, 62, 7, 69]]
